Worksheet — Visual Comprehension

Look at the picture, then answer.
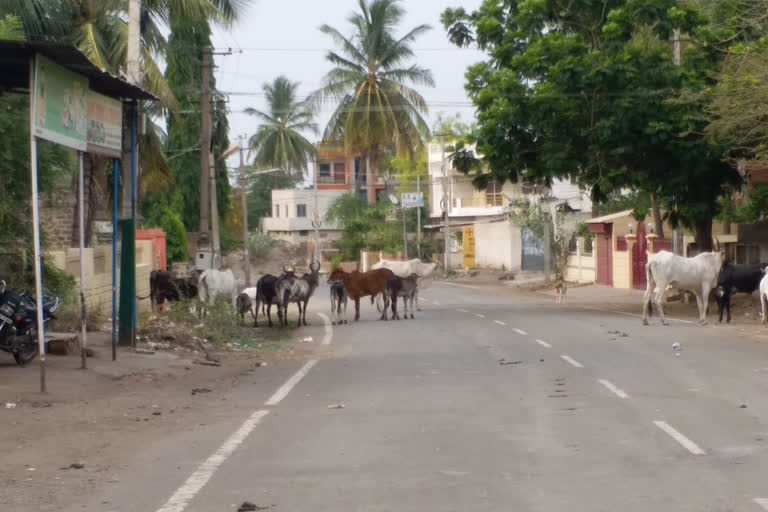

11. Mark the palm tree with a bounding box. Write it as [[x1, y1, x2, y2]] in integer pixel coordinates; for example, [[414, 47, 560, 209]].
[[311, 0, 434, 204], [246, 76, 318, 175]]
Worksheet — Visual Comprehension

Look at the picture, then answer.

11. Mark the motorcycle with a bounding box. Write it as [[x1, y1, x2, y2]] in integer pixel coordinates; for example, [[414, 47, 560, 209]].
[[0, 280, 60, 366]]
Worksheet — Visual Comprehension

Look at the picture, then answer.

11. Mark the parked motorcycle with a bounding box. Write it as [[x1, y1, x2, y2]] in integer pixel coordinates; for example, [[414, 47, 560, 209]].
[[0, 281, 60, 366]]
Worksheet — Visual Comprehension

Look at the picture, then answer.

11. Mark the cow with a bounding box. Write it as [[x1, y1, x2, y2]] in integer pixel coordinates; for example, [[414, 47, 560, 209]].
[[276, 262, 321, 327], [198, 268, 237, 318], [714, 262, 768, 323], [386, 273, 419, 320], [760, 271, 768, 325], [371, 259, 437, 311], [148, 271, 198, 311], [254, 274, 279, 327], [327, 267, 394, 321], [329, 280, 348, 325], [236, 292, 253, 322], [642, 250, 725, 326]]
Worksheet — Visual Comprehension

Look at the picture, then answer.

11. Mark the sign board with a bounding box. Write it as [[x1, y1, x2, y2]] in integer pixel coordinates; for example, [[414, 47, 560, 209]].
[[87, 91, 123, 157], [33, 55, 88, 151], [401, 192, 424, 208], [462, 226, 476, 268]]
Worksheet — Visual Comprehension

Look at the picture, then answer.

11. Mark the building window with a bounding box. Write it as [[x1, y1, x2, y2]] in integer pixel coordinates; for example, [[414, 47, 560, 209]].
[[319, 163, 331, 178], [285, 204, 288, 218], [275, 204, 279, 218], [486, 180, 504, 207], [297, 204, 307, 217]]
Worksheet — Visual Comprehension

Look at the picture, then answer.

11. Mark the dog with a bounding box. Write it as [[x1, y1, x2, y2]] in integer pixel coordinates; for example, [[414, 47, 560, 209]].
[[554, 276, 567, 304]]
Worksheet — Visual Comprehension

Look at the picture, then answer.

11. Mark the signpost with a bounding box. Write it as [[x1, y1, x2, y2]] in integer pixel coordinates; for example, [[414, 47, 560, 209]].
[[462, 226, 476, 269], [401, 192, 424, 209]]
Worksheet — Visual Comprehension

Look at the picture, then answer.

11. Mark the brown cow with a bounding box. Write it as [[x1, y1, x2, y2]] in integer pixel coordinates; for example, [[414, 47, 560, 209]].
[[327, 267, 395, 321]]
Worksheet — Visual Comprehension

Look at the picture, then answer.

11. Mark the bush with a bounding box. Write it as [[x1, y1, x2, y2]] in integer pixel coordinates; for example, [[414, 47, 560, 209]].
[[249, 232, 277, 259], [330, 253, 343, 271]]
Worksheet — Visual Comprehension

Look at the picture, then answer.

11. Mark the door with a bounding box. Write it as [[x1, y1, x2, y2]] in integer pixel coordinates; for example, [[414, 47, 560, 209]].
[[596, 226, 613, 286], [632, 221, 647, 289], [521, 227, 545, 271]]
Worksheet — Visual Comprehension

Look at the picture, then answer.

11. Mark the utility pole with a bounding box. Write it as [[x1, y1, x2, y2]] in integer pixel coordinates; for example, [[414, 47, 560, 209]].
[[199, 47, 212, 241], [313, 160, 321, 263], [416, 175, 421, 260], [239, 137, 250, 286], [440, 134, 451, 273], [672, 28, 683, 256], [402, 204, 408, 260], [210, 150, 220, 268]]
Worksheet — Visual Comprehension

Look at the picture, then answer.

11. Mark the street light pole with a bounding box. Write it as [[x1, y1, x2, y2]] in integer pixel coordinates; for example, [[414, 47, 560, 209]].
[[238, 137, 250, 287], [313, 161, 321, 264], [439, 134, 451, 273]]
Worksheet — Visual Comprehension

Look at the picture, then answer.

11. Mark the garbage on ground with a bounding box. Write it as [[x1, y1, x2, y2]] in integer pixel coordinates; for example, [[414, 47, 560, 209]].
[[740, 404, 748, 409], [62, 463, 84, 470], [5, 402, 16, 409], [299, 337, 314, 343], [237, 501, 270, 511], [328, 404, 345, 409], [672, 342, 681, 356], [191, 388, 212, 395], [499, 358, 522, 365]]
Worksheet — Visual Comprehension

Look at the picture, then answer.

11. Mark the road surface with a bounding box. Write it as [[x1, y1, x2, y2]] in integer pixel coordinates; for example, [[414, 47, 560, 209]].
[[62, 282, 768, 512]]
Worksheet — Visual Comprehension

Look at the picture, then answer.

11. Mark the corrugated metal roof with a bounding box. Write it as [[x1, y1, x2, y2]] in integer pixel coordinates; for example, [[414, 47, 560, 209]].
[[0, 41, 156, 101]]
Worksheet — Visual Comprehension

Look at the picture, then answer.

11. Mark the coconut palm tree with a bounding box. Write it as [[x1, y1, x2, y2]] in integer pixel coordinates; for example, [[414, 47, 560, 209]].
[[311, 0, 434, 204], [246, 76, 318, 175]]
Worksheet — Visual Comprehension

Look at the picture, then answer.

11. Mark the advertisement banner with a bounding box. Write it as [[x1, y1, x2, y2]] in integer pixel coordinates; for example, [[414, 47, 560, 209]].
[[462, 226, 476, 269], [87, 90, 123, 157], [33, 55, 88, 151], [401, 192, 424, 208]]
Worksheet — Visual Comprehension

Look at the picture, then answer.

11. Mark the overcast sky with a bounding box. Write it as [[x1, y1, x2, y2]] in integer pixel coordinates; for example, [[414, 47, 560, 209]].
[[211, 0, 485, 164]]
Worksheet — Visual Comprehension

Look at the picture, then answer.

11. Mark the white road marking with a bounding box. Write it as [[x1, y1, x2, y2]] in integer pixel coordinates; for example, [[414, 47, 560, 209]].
[[536, 339, 552, 348], [317, 313, 332, 345], [513, 328, 528, 336], [754, 498, 768, 510], [433, 300, 441, 306], [440, 282, 481, 290], [155, 409, 270, 512], [653, 420, 707, 455], [456, 308, 469, 313], [598, 379, 630, 399], [560, 355, 584, 368], [494, 320, 506, 326], [474, 313, 486, 318], [581, 306, 694, 324], [265, 360, 318, 406]]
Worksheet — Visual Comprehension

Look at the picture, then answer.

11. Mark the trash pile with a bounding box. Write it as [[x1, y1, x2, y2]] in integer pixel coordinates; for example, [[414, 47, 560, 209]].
[[136, 315, 193, 351]]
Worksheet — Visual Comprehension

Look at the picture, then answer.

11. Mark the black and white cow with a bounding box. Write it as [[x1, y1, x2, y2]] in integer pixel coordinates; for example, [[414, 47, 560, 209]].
[[714, 262, 768, 323]]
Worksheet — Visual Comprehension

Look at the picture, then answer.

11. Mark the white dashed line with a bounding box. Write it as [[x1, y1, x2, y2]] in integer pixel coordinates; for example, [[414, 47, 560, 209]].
[[266, 360, 318, 406], [440, 282, 481, 290], [754, 498, 768, 510], [456, 308, 469, 313], [494, 320, 506, 326], [513, 328, 528, 336], [653, 420, 706, 456], [581, 306, 694, 324], [474, 313, 486, 318], [536, 339, 552, 348], [432, 300, 441, 306], [560, 355, 584, 368], [598, 379, 630, 399]]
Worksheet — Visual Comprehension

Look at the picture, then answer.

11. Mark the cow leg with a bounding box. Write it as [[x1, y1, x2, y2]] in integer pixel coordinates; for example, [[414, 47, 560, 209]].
[[266, 302, 273, 328], [410, 294, 415, 319], [354, 297, 361, 321], [390, 293, 397, 320], [762, 291, 767, 325], [726, 294, 732, 323], [302, 299, 309, 326], [654, 288, 668, 326], [416, 289, 421, 311], [642, 277, 654, 325], [254, 298, 261, 327]]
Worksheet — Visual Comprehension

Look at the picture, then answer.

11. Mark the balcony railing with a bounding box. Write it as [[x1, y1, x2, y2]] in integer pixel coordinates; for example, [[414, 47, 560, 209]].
[[318, 174, 346, 185]]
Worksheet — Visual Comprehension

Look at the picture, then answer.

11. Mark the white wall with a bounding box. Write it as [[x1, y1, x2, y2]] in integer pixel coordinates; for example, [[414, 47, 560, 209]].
[[262, 188, 344, 233], [473, 221, 522, 271]]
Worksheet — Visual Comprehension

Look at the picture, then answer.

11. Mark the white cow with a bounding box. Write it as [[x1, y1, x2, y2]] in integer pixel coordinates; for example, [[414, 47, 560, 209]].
[[642, 250, 724, 325], [759, 271, 768, 325], [371, 259, 438, 311], [198, 268, 237, 317]]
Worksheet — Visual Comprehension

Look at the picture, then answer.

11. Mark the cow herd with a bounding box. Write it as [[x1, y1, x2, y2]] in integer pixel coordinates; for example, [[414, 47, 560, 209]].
[[642, 248, 768, 326], [148, 258, 439, 329]]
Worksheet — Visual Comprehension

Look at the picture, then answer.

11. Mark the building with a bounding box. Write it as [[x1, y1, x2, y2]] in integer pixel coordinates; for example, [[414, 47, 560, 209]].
[[314, 144, 386, 200], [261, 188, 344, 246], [426, 142, 592, 271]]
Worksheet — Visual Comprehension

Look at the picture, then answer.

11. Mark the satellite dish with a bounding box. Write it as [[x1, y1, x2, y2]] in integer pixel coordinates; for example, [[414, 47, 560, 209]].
[[389, 194, 399, 205]]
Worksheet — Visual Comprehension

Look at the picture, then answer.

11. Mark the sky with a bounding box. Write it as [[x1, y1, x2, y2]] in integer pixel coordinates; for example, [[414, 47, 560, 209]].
[[210, 0, 486, 169]]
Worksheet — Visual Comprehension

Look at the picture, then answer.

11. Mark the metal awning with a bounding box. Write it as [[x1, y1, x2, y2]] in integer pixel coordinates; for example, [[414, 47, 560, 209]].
[[0, 41, 156, 101]]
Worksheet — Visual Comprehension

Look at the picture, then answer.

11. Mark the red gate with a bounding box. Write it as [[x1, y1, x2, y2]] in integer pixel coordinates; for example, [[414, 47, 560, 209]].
[[632, 222, 647, 289], [596, 229, 613, 286]]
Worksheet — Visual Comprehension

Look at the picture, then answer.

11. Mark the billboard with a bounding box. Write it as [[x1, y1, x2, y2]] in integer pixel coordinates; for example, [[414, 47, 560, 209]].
[[33, 55, 88, 151], [462, 226, 476, 268], [401, 192, 424, 208], [87, 90, 123, 157]]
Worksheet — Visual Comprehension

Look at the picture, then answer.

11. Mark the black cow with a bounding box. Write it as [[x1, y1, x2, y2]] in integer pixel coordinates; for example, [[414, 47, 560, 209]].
[[386, 273, 419, 320], [149, 271, 198, 311], [714, 262, 768, 323], [254, 274, 279, 327]]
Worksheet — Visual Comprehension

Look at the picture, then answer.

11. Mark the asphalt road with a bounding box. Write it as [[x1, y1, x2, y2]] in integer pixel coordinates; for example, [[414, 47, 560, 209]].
[[63, 282, 768, 512]]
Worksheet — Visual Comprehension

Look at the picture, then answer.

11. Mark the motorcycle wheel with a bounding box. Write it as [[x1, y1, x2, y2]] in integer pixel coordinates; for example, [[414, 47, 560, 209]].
[[13, 333, 39, 367]]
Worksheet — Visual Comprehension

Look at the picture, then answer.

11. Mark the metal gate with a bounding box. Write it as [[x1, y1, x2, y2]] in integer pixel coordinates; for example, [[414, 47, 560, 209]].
[[632, 221, 647, 289], [521, 227, 545, 271]]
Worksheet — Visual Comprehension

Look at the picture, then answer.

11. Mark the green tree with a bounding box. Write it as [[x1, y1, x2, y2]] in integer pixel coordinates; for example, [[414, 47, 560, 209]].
[[311, 0, 434, 204], [442, 0, 740, 250], [246, 76, 317, 176], [325, 192, 404, 259]]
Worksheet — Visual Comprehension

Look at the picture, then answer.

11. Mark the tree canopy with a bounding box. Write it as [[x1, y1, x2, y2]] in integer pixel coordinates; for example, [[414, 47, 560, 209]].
[[442, 0, 742, 249]]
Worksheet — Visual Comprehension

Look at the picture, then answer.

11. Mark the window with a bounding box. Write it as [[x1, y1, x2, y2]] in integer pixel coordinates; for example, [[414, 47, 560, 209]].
[[285, 205, 288, 217], [319, 163, 331, 178], [486, 180, 504, 207], [296, 204, 307, 217], [275, 204, 279, 218]]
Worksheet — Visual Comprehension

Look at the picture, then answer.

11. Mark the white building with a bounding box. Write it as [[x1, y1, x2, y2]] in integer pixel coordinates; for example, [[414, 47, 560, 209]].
[[260, 188, 344, 246], [426, 142, 592, 271]]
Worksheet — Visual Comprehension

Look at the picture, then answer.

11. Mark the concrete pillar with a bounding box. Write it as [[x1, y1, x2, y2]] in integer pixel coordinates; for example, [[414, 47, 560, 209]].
[[646, 233, 658, 257], [626, 233, 637, 287]]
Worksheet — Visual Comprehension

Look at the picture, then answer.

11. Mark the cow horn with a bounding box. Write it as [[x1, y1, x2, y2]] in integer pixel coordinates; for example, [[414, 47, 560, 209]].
[[713, 235, 721, 252]]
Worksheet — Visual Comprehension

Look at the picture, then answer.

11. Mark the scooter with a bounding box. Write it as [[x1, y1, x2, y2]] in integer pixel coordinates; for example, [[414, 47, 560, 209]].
[[0, 280, 60, 366]]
